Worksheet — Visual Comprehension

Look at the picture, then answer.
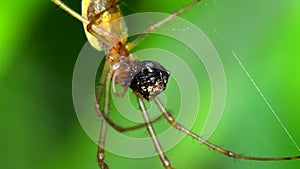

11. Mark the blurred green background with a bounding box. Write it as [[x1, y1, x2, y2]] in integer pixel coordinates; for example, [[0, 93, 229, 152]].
[[1, 0, 300, 169]]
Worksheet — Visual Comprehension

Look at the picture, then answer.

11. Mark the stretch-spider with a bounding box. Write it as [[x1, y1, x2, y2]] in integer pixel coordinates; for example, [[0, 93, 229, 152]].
[[52, 0, 300, 168]]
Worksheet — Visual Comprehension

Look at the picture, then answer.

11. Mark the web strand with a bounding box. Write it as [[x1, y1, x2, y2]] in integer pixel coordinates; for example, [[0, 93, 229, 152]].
[[232, 50, 300, 152]]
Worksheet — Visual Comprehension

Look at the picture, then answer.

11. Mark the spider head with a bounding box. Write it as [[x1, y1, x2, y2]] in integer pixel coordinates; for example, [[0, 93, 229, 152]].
[[129, 61, 170, 100]]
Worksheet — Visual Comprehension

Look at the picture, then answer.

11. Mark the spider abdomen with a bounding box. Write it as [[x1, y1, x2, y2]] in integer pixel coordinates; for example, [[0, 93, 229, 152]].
[[129, 61, 170, 100]]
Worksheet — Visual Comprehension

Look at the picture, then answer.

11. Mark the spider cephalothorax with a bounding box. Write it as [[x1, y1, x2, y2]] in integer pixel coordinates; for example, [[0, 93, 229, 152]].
[[129, 60, 170, 100]]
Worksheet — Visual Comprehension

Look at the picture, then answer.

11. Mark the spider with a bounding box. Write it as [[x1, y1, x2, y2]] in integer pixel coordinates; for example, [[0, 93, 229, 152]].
[[51, 0, 300, 168]]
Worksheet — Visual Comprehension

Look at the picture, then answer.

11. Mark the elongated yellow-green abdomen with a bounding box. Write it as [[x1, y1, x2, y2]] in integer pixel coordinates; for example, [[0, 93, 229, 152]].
[[82, 0, 128, 51]]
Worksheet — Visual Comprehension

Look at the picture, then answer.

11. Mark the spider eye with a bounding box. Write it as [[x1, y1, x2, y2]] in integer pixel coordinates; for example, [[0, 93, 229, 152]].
[[129, 61, 170, 100]]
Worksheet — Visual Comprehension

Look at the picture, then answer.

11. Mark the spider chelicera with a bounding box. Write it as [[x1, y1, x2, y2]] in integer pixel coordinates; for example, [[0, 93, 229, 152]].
[[51, 0, 300, 168]]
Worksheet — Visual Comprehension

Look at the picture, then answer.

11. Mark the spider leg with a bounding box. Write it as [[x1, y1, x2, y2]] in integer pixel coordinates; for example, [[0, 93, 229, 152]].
[[52, 0, 88, 24], [128, 0, 201, 49], [137, 97, 172, 169], [94, 102, 164, 132], [95, 60, 111, 169], [153, 96, 300, 161], [111, 70, 129, 97]]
